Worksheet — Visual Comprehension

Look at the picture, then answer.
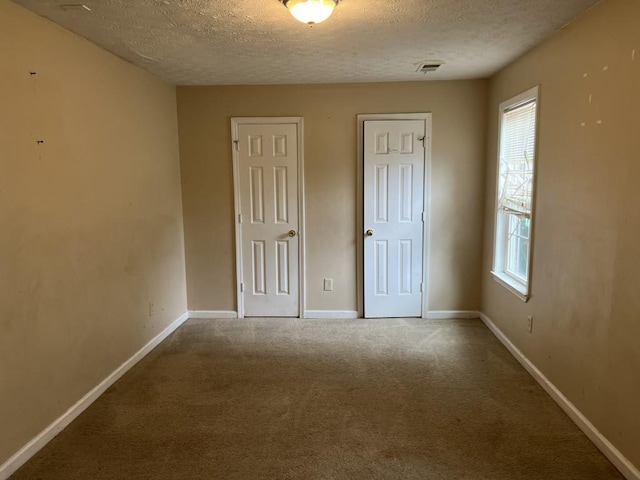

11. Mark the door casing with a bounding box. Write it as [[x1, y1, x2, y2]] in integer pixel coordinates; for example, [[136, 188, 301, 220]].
[[357, 113, 432, 318], [231, 117, 306, 319]]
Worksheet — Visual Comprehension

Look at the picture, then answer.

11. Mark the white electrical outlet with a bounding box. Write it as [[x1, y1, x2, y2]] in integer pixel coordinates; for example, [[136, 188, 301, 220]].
[[148, 301, 154, 317], [527, 316, 533, 333], [323, 278, 334, 291]]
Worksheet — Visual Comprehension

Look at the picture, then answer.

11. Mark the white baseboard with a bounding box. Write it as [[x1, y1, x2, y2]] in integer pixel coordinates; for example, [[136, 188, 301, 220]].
[[303, 310, 480, 320], [188, 310, 238, 319], [425, 310, 480, 320], [5, 310, 634, 480], [0, 311, 190, 480], [478, 312, 640, 480], [304, 310, 359, 319], [189, 310, 361, 320]]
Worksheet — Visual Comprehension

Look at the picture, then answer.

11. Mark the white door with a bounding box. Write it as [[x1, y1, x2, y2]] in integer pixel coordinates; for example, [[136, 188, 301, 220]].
[[237, 123, 299, 317], [364, 120, 425, 318]]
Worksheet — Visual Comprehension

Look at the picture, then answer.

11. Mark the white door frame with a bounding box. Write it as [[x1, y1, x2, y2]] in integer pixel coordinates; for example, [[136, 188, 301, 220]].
[[357, 113, 432, 318], [231, 117, 306, 319]]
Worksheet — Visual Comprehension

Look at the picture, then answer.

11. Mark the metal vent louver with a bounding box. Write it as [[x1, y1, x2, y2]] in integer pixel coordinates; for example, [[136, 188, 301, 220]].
[[416, 62, 443, 74]]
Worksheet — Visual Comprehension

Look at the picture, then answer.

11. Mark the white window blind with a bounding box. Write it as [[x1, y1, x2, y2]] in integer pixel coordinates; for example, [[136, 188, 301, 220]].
[[498, 100, 536, 217]]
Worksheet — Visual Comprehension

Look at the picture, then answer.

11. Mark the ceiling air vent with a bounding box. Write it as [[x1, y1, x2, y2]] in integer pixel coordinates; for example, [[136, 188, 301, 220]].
[[415, 62, 443, 74]]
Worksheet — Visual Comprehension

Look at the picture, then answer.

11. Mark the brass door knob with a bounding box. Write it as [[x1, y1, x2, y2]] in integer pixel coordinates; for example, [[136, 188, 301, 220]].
[[366, 229, 374, 237], [288, 230, 297, 237]]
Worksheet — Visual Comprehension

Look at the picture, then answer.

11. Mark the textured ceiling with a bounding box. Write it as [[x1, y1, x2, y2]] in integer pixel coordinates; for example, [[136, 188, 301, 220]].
[[12, 0, 600, 85]]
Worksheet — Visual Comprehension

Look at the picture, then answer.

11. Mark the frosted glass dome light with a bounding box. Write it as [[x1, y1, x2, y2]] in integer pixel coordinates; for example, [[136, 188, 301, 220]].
[[283, 0, 338, 26]]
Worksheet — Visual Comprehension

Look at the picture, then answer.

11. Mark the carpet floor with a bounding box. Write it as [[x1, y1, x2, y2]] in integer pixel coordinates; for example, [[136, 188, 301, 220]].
[[11, 318, 623, 479]]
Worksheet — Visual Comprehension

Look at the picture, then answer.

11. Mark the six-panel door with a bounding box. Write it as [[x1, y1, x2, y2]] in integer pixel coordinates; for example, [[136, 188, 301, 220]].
[[364, 120, 425, 318], [238, 123, 299, 317]]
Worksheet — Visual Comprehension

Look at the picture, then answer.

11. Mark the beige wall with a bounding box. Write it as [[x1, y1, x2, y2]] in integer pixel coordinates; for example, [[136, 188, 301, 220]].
[[177, 81, 487, 313], [0, 0, 186, 466], [481, 0, 640, 469]]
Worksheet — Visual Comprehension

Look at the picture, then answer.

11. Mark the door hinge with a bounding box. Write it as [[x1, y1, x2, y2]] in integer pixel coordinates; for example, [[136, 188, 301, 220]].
[[421, 212, 425, 222], [238, 214, 243, 224], [233, 140, 239, 151], [420, 282, 424, 293], [240, 283, 244, 292]]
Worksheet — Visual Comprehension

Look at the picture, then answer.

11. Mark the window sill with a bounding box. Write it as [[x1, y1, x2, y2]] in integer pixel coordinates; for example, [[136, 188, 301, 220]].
[[490, 271, 530, 303]]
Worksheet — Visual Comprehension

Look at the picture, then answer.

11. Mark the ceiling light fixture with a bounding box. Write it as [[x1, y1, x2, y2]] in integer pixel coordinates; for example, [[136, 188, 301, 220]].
[[281, 0, 339, 26]]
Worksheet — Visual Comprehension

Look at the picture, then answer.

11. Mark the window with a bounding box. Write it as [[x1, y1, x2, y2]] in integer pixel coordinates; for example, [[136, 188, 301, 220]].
[[492, 86, 539, 301]]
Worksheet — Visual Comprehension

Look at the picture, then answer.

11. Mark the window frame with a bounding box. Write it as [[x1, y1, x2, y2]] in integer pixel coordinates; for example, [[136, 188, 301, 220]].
[[491, 86, 540, 302]]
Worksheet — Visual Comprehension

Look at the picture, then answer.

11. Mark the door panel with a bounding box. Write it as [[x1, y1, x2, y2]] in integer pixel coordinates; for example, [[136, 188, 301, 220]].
[[252, 241, 266, 295], [364, 120, 425, 318], [238, 123, 299, 317]]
